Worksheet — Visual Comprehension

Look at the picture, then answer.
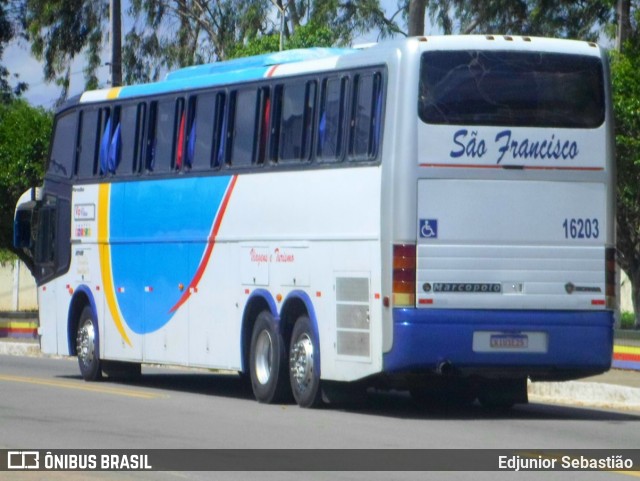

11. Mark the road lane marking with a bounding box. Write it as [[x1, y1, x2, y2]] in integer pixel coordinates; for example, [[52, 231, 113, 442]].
[[0, 374, 163, 399]]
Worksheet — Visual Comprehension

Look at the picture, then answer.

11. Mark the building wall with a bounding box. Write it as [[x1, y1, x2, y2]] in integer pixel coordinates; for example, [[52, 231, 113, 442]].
[[621, 269, 633, 313], [0, 260, 38, 311]]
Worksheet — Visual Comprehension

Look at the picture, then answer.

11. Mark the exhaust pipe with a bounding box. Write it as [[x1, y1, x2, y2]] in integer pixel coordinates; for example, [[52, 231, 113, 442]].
[[436, 360, 453, 376]]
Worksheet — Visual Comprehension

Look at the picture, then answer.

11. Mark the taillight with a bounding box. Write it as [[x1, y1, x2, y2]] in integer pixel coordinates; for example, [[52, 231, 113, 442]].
[[605, 247, 617, 309], [393, 244, 416, 307]]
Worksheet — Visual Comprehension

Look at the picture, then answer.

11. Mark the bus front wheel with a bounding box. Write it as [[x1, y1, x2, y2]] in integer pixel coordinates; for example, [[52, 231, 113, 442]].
[[76, 306, 102, 381], [289, 315, 322, 408], [249, 311, 289, 403]]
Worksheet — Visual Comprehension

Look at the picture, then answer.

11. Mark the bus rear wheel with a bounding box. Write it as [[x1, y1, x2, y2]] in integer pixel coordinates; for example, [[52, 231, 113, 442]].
[[76, 306, 102, 381], [289, 315, 322, 408], [249, 311, 289, 403]]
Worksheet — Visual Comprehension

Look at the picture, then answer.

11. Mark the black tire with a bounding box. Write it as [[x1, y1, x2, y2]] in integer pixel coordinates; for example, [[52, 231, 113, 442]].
[[249, 310, 290, 403], [76, 305, 102, 381], [289, 315, 322, 408]]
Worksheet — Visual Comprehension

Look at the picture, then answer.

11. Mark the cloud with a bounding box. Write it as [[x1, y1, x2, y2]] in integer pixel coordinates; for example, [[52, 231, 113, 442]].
[[3, 41, 110, 109]]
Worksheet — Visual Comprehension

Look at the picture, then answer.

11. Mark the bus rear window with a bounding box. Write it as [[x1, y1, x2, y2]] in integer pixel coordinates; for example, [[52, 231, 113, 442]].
[[419, 51, 605, 128]]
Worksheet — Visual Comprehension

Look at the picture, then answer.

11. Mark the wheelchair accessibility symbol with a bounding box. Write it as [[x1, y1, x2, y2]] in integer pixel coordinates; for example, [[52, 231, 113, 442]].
[[419, 219, 438, 239]]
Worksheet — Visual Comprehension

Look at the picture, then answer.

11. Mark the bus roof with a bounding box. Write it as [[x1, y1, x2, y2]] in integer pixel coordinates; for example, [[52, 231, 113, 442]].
[[79, 47, 357, 105], [77, 36, 603, 106]]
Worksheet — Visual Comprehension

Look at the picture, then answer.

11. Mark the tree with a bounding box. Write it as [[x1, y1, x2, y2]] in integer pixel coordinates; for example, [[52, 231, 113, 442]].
[[123, 0, 273, 83], [611, 1, 640, 327], [229, 23, 337, 59], [22, 0, 108, 101], [0, 0, 26, 102], [423, 0, 612, 40], [0, 99, 52, 270], [123, 0, 402, 83], [612, 46, 640, 328]]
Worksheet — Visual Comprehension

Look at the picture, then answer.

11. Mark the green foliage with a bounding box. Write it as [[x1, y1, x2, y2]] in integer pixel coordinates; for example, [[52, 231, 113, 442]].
[[229, 24, 338, 59], [22, 0, 108, 101], [611, 43, 640, 328], [229, 35, 280, 60], [0, 248, 16, 266], [0, 0, 26, 102], [124, 0, 273, 83], [426, 0, 613, 40], [620, 311, 636, 329], [0, 99, 52, 258]]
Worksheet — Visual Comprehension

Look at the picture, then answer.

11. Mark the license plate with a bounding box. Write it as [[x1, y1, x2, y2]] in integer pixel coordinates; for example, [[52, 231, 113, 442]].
[[473, 331, 548, 353]]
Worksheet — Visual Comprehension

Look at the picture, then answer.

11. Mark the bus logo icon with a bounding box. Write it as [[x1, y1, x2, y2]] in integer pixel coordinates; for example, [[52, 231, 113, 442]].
[[419, 219, 438, 239], [8, 451, 39, 469]]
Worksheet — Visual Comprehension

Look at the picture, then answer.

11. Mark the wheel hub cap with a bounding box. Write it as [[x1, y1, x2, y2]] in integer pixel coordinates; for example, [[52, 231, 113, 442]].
[[255, 329, 273, 385], [290, 334, 314, 390], [77, 320, 95, 368]]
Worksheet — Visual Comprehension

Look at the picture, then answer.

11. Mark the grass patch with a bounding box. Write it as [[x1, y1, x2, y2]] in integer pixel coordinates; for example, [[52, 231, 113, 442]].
[[620, 311, 637, 329]]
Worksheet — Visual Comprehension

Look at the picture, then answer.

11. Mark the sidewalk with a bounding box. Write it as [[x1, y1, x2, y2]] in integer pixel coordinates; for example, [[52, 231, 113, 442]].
[[1, 337, 640, 411]]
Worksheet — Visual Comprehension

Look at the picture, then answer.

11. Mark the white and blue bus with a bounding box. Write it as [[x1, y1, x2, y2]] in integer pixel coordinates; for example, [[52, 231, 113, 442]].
[[15, 36, 616, 408]]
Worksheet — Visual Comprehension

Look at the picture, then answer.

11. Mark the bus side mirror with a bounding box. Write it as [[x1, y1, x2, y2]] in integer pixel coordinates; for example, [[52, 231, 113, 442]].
[[13, 201, 38, 250]]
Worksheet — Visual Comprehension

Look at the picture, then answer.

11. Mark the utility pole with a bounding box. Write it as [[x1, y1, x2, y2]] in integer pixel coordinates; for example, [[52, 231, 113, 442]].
[[408, 0, 427, 36], [110, 0, 122, 86], [616, 0, 631, 52], [271, 0, 287, 51]]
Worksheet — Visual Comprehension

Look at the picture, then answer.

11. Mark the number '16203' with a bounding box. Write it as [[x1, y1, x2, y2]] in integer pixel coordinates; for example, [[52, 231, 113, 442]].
[[562, 218, 599, 239]]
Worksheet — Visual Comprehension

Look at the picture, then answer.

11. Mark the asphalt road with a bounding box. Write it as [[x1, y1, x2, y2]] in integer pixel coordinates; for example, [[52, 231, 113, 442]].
[[1, 355, 639, 481]]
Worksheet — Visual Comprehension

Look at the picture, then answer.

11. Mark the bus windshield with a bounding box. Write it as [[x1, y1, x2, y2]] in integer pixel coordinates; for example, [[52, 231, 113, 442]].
[[418, 50, 605, 128]]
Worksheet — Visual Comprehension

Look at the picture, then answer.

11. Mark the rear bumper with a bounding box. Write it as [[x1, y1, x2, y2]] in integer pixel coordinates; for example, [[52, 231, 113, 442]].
[[383, 308, 614, 381]]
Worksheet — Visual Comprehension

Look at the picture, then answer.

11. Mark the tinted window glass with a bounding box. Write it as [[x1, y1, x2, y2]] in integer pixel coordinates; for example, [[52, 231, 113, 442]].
[[189, 93, 215, 170], [98, 108, 112, 176], [419, 51, 605, 128], [148, 99, 176, 173], [49, 112, 78, 178], [77, 109, 99, 178], [214, 93, 228, 167], [318, 77, 347, 161], [279, 82, 315, 162], [117, 104, 141, 175], [231, 89, 258, 167], [350, 73, 382, 159]]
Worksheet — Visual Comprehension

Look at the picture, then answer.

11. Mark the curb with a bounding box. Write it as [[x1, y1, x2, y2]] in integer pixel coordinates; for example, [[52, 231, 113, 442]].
[[528, 380, 640, 411], [0, 340, 41, 357]]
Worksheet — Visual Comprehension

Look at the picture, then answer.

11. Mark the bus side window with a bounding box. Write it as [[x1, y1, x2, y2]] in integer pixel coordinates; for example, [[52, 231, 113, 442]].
[[98, 108, 112, 176], [317, 77, 347, 162], [279, 81, 315, 162], [185, 96, 197, 170], [270, 85, 283, 162], [147, 98, 177, 173], [175, 99, 186, 171], [76, 109, 100, 179], [256, 86, 271, 165], [230, 88, 259, 168], [303, 81, 317, 161], [134, 103, 146, 174], [48, 112, 78, 179], [371, 73, 383, 157], [189, 93, 217, 171], [214, 92, 228, 168], [117, 103, 142, 176], [350, 72, 382, 160]]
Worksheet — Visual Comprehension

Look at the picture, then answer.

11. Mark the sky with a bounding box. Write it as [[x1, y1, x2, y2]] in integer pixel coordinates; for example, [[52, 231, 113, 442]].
[[3, 1, 407, 109]]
